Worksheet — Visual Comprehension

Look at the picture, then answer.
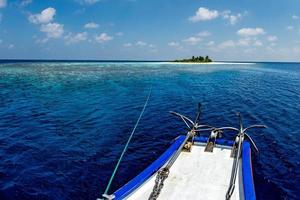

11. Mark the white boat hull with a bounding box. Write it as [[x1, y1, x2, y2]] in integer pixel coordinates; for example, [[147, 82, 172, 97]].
[[110, 136, 255, 200]]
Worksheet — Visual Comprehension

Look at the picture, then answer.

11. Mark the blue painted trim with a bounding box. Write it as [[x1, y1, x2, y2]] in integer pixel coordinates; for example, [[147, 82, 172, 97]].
[[113, 135, 186, 199], [194, 136, 234, 146], [242, 141, 256, 200]]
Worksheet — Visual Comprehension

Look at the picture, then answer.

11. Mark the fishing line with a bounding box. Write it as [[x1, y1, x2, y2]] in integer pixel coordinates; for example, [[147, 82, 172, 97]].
[[102, 87, 152, 198]]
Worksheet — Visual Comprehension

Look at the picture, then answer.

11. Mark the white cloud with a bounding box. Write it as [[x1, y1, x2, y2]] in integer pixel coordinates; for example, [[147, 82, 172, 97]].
[[135, 41, 147, 46], [243, 48, 256, 54], [219, 40, 235, 48], [8, 44, 14, 49], [183, 36, 201, 45], [189, 7, 246, 25], [115, 32, 123, 36], [237, 37, 264, 47], [237, 38, 251, 46], [29, 7, 56, 24], [40, 23, 64, 38], [123, 41, 152, 47], [95, 33, 113, 43], [35, 38, 49, 44], [237, 27, 265, 37], [29, 7, 64, 43], [84, 0, 99, 3], [123, 43, 132, 47], [267, 35, 278, 42], [168, 41, 180, 47], [292, 46, 300, 53], [149, 48, 158, 53], [292, 15, 299, 20], [77, 0, 100, 5], [20, 0, 32, 6], [222, 11, 243, 25], [206, 41, 215, 46], [210, 40, 235, 52], [253, 40, 262, 46], [65, 32, 87, 44], [286, 26, 294, 31], [197, 31, 210, 37], [189, 7, 219, 22], [228, 15, 240, 25], [84, 22, 99, 29], [0, 0, 6, 8]]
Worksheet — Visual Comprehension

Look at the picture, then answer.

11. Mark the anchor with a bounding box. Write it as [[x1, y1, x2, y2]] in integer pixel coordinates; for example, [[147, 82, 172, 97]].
[[169, 103, 213, 152], [225, 113, 267, 200]]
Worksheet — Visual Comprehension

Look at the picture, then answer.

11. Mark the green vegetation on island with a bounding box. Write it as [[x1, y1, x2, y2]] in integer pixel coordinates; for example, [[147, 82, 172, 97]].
[[173, 56, 213, 63]]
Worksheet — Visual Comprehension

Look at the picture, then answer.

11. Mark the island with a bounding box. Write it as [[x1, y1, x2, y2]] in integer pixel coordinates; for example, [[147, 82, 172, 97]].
[[173, 56, 213, 63]]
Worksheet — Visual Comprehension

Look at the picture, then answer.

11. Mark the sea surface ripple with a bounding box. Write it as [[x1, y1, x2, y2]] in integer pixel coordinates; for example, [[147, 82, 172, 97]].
[[0, 61, 299, 200]]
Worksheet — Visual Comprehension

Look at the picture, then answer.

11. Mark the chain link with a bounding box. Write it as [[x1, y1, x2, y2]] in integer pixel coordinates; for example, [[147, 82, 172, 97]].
[[148, 168, 170, 200]]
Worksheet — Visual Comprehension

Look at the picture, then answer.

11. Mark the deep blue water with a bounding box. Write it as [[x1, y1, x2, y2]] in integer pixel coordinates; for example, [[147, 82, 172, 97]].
[[0, 61, 299, 200]]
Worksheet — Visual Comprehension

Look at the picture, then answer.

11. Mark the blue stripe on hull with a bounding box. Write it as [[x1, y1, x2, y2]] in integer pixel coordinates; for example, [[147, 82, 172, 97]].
[[113, 136, 185, 199], [242, 141, 256, 200]]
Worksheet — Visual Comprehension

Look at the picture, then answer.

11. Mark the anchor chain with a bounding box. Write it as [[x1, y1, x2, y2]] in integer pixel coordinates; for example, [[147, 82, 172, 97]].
[[148, 168, 170, 200]]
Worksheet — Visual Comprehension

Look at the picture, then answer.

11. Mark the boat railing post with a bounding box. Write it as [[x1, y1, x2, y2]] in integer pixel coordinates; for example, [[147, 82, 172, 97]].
[[225, 113, 266, 200]]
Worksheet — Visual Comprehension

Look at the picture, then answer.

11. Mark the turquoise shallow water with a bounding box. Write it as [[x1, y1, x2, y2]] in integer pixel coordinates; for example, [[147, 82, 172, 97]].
[[0, 61, 299, 199]]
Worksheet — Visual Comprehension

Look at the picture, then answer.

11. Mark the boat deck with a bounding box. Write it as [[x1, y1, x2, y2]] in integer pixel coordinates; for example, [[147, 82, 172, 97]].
[[126, 143, 243, 200]]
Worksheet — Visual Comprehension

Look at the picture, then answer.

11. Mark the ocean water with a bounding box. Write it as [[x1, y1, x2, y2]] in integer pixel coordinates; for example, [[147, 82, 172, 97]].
[[0, 61, 299, 200]]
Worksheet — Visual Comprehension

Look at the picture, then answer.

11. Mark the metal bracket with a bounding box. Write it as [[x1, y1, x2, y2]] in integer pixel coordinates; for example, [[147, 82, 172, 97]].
[[204, 140, 215, 152], [204, 129, 222, 152], [230, 145, 237, 158], [100, 194, 115, 200], [183, 141, 193, 152], [230, 136, 239, 158], [182, 130, 196, 152]]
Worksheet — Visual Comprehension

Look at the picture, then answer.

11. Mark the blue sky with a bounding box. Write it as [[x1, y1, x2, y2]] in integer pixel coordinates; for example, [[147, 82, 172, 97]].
[[0, 0, 300, 61]]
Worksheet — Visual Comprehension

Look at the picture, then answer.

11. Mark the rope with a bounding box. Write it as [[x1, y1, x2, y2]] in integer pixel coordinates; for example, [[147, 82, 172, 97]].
[[103, 88, 152, 197]]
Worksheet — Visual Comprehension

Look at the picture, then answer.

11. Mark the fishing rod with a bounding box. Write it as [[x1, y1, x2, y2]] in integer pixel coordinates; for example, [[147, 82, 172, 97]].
[[100, 88, 152, 200]]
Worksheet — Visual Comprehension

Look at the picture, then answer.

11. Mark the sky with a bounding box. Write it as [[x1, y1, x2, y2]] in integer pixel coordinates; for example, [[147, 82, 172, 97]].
[[0, 0, 300, 61]]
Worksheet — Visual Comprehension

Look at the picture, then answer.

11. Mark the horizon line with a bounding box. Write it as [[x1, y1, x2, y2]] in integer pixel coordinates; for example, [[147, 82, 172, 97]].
[[1, 59, 300, 64]]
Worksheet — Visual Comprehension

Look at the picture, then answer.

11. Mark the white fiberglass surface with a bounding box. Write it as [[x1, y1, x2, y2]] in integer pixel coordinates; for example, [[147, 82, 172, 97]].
[[126, 143, 243, 200]]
